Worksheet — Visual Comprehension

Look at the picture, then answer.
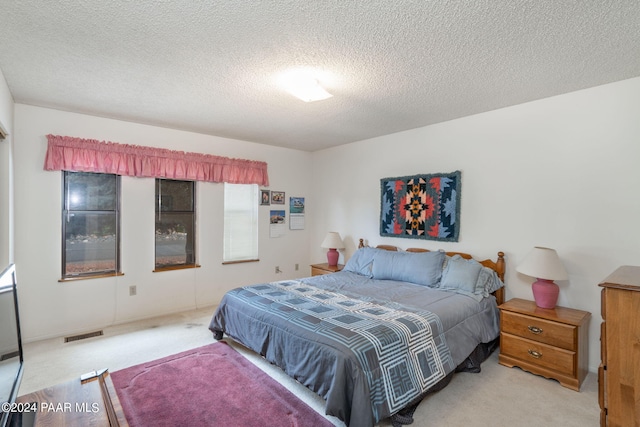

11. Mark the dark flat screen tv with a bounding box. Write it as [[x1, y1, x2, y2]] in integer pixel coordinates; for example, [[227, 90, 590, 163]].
[[0, 264, 24, 427]]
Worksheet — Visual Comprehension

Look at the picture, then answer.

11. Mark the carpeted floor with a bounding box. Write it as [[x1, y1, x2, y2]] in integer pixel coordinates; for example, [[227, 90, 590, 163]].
[[19, 306, 600, 426]]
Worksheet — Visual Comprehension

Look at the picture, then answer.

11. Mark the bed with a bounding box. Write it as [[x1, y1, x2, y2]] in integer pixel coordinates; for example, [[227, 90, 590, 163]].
[[209, 241, 505, 427]]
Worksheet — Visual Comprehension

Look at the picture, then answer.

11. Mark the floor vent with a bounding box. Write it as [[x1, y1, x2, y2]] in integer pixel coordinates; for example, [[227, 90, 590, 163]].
[[0, 351, 19, 361], [64, 330, 103, 343]]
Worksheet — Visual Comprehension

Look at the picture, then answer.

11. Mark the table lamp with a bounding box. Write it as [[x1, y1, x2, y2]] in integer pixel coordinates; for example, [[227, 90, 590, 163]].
[[516, 246, 568, 309], [321, 232, 344, 267]]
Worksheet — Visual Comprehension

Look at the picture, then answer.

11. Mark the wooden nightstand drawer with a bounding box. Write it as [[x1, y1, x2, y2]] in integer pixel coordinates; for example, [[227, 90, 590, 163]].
[[311, 266, 329, 276], [501, 332, 575, 377], [501, 311, 576, 351], [310, 263, 343, 276]]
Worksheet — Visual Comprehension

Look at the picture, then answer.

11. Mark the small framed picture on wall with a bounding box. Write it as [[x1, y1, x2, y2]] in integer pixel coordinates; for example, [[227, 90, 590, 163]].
[[271, 191, 285, 204], [260, 189, 270, 205]]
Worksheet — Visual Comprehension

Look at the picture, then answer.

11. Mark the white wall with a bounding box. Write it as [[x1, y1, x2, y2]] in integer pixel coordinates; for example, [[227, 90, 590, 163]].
[[0, 68, 14, 268], [311, 76, 640, 373], [13, 104, 313, 341]]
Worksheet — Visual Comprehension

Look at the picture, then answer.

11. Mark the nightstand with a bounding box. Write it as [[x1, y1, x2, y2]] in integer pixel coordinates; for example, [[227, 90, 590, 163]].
[[310, 263, 343, 276], [498, 298, 590, 391]]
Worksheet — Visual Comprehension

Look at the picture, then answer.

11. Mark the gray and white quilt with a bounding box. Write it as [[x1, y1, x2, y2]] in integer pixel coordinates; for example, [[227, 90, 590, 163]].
[[209, 271, 500, 427]]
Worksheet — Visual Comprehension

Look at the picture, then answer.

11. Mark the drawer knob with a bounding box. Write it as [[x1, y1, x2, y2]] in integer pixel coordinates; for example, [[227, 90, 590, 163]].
[[528, 349, 542, 359], [527, 325, 543, 334]]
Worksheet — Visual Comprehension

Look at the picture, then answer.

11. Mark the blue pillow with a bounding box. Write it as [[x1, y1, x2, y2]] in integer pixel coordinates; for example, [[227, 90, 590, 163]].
[[371, 250, 445, 287], [439, 255, 505, 300], [478, 267, 504, 296], [343, 247, 377, 277], [440, 255, 483, 296]]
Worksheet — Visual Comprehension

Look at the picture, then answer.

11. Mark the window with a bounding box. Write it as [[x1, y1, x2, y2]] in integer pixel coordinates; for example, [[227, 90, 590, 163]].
[[155, 179, 196, 270], [62, 171, 120, 279], [223, 184, 258, 263]]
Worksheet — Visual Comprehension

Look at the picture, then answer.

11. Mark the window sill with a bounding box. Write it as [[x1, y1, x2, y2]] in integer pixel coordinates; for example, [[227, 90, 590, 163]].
[[59, 272, 124, 282], [222, 259, 259, 265], [153, 264, 201, 273]]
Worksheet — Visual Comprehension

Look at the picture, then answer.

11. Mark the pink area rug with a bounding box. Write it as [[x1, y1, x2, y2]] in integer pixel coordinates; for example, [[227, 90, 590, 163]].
[[111, 341, 333, 427]]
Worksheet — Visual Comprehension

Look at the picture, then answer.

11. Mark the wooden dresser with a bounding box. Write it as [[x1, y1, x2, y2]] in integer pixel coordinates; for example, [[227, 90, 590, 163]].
[[599, 266, 640, 427], [498, 298, 590, 391]]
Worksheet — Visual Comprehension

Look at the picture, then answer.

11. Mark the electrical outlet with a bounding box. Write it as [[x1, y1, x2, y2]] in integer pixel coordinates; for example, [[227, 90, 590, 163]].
[[275, 266, 282, 274], [295, 263, 299, 271], [129, 285, 137, 296]]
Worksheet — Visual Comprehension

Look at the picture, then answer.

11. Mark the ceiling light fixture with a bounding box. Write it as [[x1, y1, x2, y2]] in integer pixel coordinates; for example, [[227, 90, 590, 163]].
[[279, 69, 333, 102]]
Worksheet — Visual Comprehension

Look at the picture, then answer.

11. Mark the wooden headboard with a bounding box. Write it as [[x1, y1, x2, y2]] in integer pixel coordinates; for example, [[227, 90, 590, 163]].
[[358, 239, 505, 305]]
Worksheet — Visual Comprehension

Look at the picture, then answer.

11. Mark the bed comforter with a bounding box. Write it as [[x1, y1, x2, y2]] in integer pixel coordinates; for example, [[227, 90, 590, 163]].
[[209, 271, 500, 427]]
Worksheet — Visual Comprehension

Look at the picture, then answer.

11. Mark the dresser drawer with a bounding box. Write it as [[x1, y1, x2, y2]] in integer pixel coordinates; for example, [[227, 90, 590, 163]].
[[598, 363, 605, 411], [501, 311, 576, 350], [501, 332, 576, 377], [600, 321, 606, 362]]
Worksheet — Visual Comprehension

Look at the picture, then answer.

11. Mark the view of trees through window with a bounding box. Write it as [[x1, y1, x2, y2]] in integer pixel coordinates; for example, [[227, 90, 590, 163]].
[[62, 173, 197, 276], [63, 171, 120, 277], [155, 179, 196, 268]]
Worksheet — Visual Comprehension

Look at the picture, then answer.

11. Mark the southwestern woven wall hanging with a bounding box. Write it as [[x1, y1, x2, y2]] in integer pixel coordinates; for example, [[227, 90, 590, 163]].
[[380, 171, 461, 241]]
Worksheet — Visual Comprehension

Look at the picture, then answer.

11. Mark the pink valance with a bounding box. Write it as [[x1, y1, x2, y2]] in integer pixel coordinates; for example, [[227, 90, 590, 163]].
[[44, 134, 269, 186]]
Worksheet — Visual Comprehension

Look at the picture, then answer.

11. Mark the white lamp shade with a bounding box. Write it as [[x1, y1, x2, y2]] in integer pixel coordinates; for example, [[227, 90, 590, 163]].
[[321, 232, 344, 249], [516, 247, 568, 281]]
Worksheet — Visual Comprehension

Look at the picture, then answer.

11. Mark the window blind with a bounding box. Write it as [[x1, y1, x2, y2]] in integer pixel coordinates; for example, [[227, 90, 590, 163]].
[[223, 184, 258, 262]]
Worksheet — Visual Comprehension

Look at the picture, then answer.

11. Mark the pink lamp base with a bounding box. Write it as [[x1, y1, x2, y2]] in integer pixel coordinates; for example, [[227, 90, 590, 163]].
[[326, 248, 339, 266], [532, 279, 559, 309]]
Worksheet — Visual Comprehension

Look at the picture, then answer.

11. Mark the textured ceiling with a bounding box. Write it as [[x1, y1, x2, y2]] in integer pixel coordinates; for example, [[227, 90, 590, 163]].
[[1, 1, 639, 151]]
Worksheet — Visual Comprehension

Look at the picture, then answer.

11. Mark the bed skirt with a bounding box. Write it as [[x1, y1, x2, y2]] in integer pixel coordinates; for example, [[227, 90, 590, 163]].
[[389, 337, 499, 427]]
